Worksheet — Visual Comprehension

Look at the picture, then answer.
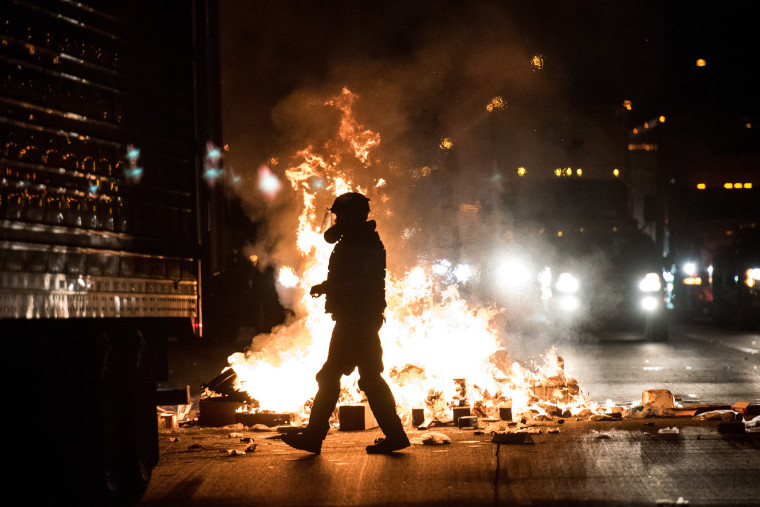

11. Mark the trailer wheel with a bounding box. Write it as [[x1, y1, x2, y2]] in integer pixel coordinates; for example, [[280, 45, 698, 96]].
[[114, 328, 157, 501], [95, 334, 122, 501]]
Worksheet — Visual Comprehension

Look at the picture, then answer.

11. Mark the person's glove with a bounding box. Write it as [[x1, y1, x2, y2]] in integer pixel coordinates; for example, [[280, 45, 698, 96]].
[[310, 282, 327, 297]]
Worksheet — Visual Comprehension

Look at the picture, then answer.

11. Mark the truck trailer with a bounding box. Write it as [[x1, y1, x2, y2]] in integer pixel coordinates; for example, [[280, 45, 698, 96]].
[[2, 0, 222, 502]]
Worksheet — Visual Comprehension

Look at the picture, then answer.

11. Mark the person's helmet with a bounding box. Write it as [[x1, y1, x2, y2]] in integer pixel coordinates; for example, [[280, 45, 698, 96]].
[[329, 192, 370, 221]]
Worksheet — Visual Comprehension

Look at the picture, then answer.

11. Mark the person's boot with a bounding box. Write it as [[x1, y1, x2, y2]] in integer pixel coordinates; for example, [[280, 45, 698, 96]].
[[281, 429, 323, 454], [365, 433, 410, 454]]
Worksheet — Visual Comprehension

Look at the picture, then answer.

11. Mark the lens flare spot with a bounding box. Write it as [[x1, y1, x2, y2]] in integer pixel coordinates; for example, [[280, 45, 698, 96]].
[[258, 165, 283, 200]]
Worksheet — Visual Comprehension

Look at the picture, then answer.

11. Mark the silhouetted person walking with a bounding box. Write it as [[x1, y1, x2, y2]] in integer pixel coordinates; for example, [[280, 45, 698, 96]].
[[282, 192, 410, 454]]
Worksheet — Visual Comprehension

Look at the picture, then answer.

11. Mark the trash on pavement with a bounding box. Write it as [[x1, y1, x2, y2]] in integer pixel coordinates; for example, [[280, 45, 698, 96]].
[[410, 432, 452, 445], [642, 389, 675, 410], [658, 427, 679, 435], [630, 404, 663, 418], [695, 410, 740, 421], [731, 401, 760, 417]]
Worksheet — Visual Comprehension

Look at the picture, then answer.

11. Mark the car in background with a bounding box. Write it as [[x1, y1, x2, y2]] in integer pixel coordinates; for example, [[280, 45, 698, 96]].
[[539, 225, 669, 341], [666, 255, 713, 319], [711, 228, 760, 328]]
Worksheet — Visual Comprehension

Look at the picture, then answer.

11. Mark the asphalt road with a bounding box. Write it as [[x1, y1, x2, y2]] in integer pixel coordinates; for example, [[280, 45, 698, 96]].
[[509, 319, 760, 407], [142, 317, 760, 506], [143, 418, 760, 506]]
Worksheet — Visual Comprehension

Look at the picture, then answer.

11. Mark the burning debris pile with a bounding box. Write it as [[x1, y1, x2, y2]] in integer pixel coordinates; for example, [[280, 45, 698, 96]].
[[214, 88, 611, 429]]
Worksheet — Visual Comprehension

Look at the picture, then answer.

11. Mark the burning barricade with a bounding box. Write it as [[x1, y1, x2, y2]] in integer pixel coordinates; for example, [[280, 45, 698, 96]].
[[192, 88, 753, 437], [194, 87, 611, 432]]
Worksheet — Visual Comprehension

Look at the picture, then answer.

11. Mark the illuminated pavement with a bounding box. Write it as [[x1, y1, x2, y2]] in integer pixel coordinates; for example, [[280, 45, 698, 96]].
[[147, 319, 760, 505], [143, 419, 759, 506], [503, 320, 760, 407]]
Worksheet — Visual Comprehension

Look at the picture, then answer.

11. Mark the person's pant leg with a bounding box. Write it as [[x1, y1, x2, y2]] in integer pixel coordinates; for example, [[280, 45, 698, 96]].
[[359, 372, 407, 439], [307, 366, 342, 439]]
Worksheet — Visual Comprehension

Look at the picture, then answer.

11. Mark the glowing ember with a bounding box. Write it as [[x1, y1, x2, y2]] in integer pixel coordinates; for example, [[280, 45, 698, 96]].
[[485, 96, 506, 112], [531, 54, 544, 70], [226, 87, 598, 426]]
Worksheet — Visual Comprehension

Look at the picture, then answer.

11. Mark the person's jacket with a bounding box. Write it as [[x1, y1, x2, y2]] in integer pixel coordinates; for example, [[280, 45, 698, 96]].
[[324, 220, 386, 317]]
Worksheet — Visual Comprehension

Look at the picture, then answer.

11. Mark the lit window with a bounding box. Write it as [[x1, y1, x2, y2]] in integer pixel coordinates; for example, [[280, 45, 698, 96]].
[[696, 183, 706, 189], [696, 58, 706, 67]]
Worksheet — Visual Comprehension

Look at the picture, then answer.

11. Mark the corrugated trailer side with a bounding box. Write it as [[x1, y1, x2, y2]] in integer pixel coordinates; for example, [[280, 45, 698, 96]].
[[1, 0, 221, 502]]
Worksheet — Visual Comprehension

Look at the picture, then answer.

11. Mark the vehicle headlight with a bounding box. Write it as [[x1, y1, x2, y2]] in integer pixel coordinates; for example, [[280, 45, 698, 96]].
[[746, 268, 760, 288], [641, 295, 659, 311], [555, 272, 579, 293], [496, 259, 531, 288], [559, 295, 580, 312], [639, 272, 662, 292]]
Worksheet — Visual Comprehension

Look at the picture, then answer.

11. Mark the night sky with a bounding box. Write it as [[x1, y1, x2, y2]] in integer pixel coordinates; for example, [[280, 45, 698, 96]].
[[218, 0, 758, 223]]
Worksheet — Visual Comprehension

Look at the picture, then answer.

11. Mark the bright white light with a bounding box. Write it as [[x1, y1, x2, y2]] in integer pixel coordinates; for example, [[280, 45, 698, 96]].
[[683, 262, 697, 276], [432, 259, 451, 276], [539, 266, 552, 301], [278, 266, 299, 288], [559, 296, 579, 312], [496, 259, 531, 289], [555, 272, 579, 293], [641, 296, 658, 311], [408, 267, 427, 288], [453, 264, 472, 283], [258, 165, 282, 200], [639, 272, 662, 292], [746, 267, 760, 288]]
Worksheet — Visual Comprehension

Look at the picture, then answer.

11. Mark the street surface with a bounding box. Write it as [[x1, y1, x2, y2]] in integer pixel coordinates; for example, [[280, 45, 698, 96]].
[[505, 319, 760, 407], [144, 318, 760, 505], [143, 419, 759, 506]]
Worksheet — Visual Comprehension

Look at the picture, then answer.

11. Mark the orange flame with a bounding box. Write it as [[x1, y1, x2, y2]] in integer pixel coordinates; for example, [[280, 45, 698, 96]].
[[227, 88, 594, 424]]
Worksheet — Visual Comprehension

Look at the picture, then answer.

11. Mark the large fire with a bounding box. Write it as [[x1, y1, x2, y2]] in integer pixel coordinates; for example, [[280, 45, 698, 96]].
[[227, 87, 597, 426]]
